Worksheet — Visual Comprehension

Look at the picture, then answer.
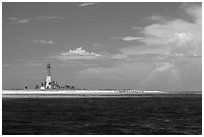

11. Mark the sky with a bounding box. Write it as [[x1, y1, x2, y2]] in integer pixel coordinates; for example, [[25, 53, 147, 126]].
[[2, 2, 202, 91]]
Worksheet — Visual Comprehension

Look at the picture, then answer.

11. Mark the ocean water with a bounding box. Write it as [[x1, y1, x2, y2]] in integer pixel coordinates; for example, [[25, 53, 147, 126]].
[[2, 96, 202, 135]]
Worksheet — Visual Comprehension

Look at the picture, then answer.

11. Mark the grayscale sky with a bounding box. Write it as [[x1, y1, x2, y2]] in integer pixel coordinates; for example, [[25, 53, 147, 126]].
[[2, 2, 202, 91]]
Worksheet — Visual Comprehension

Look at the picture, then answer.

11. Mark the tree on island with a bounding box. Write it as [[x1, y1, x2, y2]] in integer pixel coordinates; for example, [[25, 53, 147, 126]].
[[71, 85, 75, 89], [65, 85, 70, 89], [35, 84, 39, 89]]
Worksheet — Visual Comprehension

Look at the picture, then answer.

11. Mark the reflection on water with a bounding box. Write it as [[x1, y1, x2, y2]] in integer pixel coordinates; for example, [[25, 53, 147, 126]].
[[2, 97, 202, 135]]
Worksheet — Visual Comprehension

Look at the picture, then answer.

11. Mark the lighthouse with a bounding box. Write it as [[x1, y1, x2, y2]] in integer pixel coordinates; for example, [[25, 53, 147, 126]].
[[46, 63, 52, 89]]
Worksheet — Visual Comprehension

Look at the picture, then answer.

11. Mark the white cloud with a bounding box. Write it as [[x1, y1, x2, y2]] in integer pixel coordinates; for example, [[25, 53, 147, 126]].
[[119, 45, 168, 57], [168, 32, 198, 56], [77, 62, 152, 89], [150, 15, 164, 21], [111, 54, 127, 59], [62, 47, 101, 56], [8, 16, 64, 24], [84, 3, 201, 90], [132, 26, 143, 30], [8, 17, 18, 20], [32, 40, 54, 45], [18, 19, 31, 23], [169, 32, 194, 47], [137, 3, 201, 57], [155, 62, 173, 72], [54, 47, 102, 60], [109, 4, 201, 64], [78, 3, 96, 7], [140, 19, 199, 45], [111, 36, 142, 42], [142, 62, 182, 90], [121, 36, 143, 41], [36, 16, 63, 20], [183, 4, 202, 24]]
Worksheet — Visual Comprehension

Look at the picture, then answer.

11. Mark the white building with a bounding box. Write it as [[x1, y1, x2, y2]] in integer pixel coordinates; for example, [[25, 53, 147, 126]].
[[45, 63, 52, 89]]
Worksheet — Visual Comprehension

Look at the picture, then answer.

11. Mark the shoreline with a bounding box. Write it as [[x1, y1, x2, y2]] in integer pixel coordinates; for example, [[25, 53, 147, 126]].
[[2, 89, 201, 98], [2, 94, 201, 98]]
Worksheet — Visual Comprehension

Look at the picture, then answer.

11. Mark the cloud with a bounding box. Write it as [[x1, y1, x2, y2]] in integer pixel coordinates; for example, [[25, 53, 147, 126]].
[[136, 3, 201, 57], [76, 3, 201, 90], [122, 36, 143, 41], [32, 40, 54, 45], [155, 62, 174, 72], [115, 4, 202, 64], [108, 4, 201, 64], [8, 16, 64, 24], [168, 32, 198, 56], [111, 36, 142, 42], [142, 62, 182, 91], [78, 3, 96, 7], [140, 19, 200, 45], [132, 26, 143, 30], [150, 15, 164, 21], [54, 47, 102, 60], [169, 32, 194, 47], [61, 47, 101, 56], [77, 55, 201, 90], [18, 18, 31, 23], [183, 3, 202, 24], [77, 62, 152, 89], [119, 45, 167, 56], [111, 54, 127, 59], [8, 17, 18, 20], [36, 16, 63, 20], [125, 3, 202, 91]]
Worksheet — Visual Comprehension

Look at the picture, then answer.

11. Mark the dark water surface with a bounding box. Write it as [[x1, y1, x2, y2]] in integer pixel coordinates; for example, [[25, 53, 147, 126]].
[[2, 96, 202, 135]]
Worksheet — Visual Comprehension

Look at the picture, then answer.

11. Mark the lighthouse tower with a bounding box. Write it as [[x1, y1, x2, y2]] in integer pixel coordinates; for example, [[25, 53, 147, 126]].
[[46, 63, 52, 89]]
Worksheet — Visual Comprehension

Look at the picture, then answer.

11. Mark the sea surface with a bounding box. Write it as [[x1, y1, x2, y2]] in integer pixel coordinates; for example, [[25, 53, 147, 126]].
[[2, 96, 202, 135]]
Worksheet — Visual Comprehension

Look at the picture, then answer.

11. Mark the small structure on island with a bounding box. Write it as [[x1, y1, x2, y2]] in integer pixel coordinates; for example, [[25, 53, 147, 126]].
[[38, 63, 75, 90]]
